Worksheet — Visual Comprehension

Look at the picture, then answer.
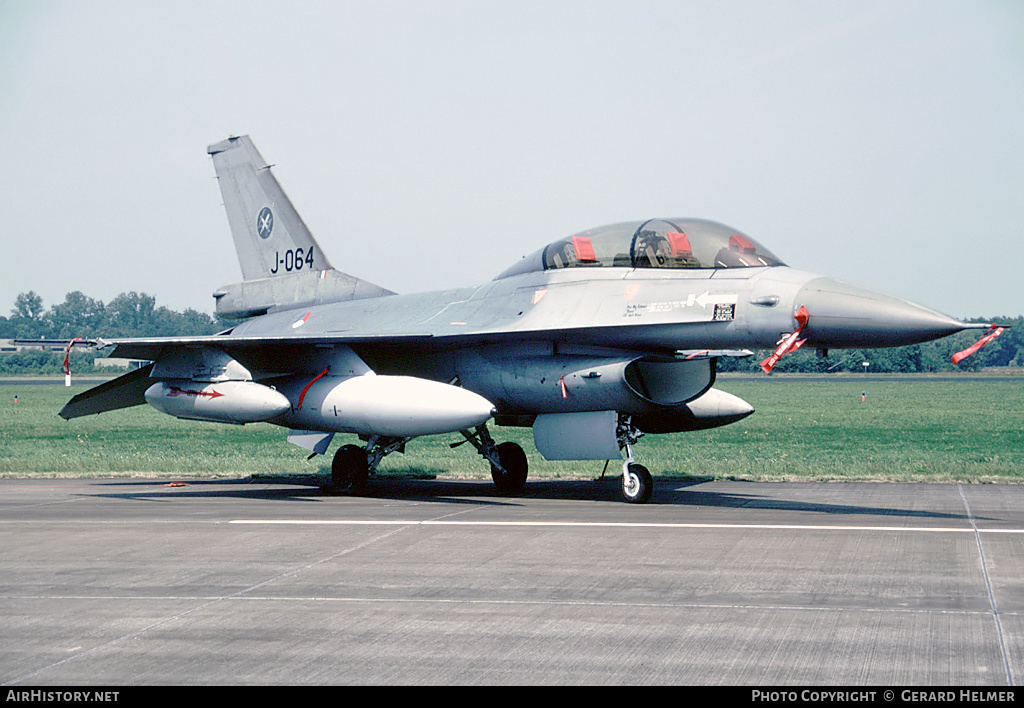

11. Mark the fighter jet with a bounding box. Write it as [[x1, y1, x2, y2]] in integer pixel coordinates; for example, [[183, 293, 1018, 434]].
[[59, 136, 994, 503]]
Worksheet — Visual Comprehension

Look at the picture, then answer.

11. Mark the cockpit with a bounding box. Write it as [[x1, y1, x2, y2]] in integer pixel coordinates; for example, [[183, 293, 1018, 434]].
[[496, 218, 785, 279]]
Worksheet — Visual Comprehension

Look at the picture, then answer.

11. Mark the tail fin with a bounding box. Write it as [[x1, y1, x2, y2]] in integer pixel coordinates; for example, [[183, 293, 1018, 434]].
[[207, 136, 393, 318], [208, 135, 332, 280]]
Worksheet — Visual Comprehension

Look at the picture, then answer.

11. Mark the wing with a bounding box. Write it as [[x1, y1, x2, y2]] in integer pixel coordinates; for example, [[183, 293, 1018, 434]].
[[59, 363, 155, 419], [102, 332, 433, 363]]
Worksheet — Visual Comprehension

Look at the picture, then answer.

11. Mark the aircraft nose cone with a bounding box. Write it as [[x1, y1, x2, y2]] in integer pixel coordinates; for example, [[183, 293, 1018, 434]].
[[796, 277, 969, 348]]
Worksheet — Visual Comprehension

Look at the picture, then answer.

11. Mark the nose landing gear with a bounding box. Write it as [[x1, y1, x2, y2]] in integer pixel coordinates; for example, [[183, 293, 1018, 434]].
[[617, 415, 652, 504]]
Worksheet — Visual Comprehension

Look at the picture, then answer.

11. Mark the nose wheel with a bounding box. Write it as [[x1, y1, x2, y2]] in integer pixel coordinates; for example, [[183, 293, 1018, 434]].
[[617, 414, 653, 504], [621, 462, 653, 504]]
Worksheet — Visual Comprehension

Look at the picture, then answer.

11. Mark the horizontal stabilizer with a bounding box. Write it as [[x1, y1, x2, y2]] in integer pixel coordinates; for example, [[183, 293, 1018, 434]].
[[59, 363, 154, 420], [213, 269, 394, 319]]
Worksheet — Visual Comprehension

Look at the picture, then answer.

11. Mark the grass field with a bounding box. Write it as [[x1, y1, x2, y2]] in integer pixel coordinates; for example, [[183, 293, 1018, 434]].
[[1, 374, 1022, 483]]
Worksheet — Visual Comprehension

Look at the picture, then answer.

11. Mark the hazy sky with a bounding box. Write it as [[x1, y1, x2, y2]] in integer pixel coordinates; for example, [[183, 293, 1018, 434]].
[[2, 0, 1021, 319]]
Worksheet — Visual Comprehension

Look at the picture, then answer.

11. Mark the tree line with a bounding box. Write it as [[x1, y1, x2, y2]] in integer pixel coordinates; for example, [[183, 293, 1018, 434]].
[[1, 290, 1021, 375], [2, 290, 224, 340], [0, 290, 226, 375]]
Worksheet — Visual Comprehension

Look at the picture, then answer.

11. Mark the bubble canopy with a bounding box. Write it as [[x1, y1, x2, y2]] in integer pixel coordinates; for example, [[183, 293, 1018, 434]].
[[496, 218, 785, 279]]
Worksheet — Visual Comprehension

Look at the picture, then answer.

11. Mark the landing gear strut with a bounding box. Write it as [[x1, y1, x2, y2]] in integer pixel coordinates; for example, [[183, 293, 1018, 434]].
[[458, 424, 528, 496], [617, 415, 652, 504]]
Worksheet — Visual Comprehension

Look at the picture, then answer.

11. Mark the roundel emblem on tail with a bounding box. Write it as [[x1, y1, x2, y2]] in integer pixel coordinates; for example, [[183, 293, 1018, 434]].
[[256, 207, 274, 239]]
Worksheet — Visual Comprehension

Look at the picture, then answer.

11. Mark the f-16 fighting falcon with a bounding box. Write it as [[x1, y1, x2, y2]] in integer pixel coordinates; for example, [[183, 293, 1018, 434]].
[[57, 136, 999, 503]]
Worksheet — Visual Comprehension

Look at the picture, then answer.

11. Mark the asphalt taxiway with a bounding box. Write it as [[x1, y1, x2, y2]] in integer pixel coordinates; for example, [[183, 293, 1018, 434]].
[[1, 477, 1022, 685]]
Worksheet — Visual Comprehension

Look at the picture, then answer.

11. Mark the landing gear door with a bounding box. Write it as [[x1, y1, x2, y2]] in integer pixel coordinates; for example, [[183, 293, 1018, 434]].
[[533, 410, 622, 461]]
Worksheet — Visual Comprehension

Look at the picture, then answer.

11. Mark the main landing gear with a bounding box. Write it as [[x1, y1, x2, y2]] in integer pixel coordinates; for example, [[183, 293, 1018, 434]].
[[330, 435, 409, 492], [458, 424, 528, 496], [330, 423, 529, 497], [331, 444, 369, 492]]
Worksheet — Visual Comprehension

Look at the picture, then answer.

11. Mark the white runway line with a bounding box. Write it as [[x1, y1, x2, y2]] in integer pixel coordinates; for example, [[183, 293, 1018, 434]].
[[229, 519, 1024, 533]]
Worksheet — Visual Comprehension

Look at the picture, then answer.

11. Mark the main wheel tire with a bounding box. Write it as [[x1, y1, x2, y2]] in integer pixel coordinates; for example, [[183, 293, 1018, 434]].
[[621, 463, 653, 504], [332, 444, 369, 493], [490, 441, 528, 496]]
